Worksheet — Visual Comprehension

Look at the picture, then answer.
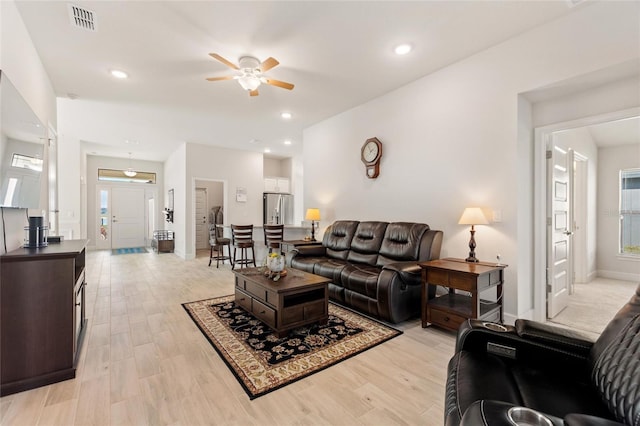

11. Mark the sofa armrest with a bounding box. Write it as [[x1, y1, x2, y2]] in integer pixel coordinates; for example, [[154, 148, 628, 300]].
[[292, 245, 326, 257], [383, 261, 420, 275], [515, 319, 594, 357], [382, 261, 423, 287], [455, 320, 592, 366]]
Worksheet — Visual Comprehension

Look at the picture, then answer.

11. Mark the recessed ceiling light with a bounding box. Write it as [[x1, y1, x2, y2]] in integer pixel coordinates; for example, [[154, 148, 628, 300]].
[[281, 112, 292, 119], [284, 140, 292, 145], [394, 44, 412, 55], [264, 148, 271, 153], [110, 69, 128, 79]]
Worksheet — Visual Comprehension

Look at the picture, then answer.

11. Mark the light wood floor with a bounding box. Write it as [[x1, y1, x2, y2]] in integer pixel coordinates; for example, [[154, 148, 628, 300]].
[[1, 249, 455, 426]]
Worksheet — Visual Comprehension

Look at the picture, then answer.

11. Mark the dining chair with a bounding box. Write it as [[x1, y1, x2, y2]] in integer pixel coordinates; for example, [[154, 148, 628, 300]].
[[263, 224, 285, 254], [230, 224, 256, 269]]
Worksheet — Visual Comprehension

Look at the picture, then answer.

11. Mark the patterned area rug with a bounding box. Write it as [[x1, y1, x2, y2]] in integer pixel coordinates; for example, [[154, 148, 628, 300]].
[[111, 247, 148, 255], [183, 295, 402, 399]]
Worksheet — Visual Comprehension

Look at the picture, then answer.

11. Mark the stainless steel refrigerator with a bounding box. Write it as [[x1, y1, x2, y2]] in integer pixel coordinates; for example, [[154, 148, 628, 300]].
[[263, 192, 294, 225]]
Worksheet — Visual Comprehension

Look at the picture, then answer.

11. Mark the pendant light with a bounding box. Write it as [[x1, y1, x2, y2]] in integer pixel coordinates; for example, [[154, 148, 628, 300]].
[[124, 152, 137, 177]]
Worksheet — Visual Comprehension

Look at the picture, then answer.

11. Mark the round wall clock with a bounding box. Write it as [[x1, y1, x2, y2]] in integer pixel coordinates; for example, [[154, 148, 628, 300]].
[[361, 137, 383, 178]]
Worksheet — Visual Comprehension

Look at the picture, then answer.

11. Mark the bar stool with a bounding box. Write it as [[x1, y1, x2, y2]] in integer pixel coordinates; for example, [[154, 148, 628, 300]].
[[208, 225, 232, 268], [231, 224, 256, 269], [263, 224, 284, 254]]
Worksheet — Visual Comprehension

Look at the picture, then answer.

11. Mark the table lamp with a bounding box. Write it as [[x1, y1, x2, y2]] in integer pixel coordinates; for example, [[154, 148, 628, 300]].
[[305, 208, 321, 241], [458, 207, 489, 263]]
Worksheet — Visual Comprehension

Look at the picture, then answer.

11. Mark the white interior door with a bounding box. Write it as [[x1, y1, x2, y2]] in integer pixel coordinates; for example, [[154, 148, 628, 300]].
[[112, 187, 145, 249], [195, 187, 208, 249], [547, 138, 573, 318]]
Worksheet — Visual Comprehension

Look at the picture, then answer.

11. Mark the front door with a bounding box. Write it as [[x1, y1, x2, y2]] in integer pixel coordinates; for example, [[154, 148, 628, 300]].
[[547, 137, 573, 318], [195, 187, 208, 249], [112, 187, 145, 249]]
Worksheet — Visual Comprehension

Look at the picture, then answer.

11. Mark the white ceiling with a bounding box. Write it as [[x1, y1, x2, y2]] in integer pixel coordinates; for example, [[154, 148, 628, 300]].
[[15, 1, 592, 162]]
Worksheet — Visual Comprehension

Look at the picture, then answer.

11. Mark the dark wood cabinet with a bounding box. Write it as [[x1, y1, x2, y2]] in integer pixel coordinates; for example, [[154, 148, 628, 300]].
[[420, 258, 507, 331], [0, 240, 88, 396]]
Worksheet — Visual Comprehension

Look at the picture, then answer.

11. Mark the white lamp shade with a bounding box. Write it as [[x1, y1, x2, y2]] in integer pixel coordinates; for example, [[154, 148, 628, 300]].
[[305, 208, 321, 221], [458, 207, 489, 225]]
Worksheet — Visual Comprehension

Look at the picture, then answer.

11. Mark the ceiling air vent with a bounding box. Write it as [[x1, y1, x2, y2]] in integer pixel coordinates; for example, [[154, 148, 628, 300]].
[[68, 4, 97, 31]]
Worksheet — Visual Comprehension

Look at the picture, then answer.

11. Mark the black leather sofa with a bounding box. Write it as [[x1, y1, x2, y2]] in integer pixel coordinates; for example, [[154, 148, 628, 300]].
[[289, 220, 443, 323], [445, 284, 640, 426]]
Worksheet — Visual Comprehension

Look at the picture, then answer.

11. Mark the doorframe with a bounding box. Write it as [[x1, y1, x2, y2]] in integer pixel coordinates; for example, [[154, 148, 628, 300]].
[[190, 177, 227, 259], [533, 107, 640, 321], [572, 151, 588, 287]]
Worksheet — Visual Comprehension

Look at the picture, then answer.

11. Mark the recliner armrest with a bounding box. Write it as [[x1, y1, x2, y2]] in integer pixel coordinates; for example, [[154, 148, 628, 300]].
[[382, 261, 422, 287], [459, 401, 564, 426], [515, 319, 594, 358], [455, 320, 592, 366], [564, 414, 626, 426], [292, 245, 326, 257]]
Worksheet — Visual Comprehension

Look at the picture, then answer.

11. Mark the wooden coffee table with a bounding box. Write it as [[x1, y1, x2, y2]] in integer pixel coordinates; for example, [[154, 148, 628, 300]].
[[233, 267, 330, 337]]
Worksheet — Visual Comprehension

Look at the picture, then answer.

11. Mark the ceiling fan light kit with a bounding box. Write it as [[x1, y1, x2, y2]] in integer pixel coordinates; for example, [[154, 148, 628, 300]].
[[207, 53, 294, 96]]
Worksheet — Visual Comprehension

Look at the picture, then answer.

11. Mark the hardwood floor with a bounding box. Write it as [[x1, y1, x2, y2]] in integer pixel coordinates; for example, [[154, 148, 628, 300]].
[[1, 249, 455, 425]]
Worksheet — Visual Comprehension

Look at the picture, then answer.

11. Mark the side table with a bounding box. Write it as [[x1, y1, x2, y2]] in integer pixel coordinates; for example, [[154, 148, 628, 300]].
[[420, 258, 507, 331]]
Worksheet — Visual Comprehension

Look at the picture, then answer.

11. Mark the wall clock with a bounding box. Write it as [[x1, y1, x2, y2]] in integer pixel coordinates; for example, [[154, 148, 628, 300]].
[[361, 137, 383, 178]]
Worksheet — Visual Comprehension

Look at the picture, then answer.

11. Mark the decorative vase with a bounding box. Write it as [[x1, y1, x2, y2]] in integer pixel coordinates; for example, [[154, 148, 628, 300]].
[[267, 254, 285, 273]]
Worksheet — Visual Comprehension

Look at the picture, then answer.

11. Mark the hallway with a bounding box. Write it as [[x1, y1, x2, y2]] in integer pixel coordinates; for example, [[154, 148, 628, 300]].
[[549, 278, 638, 339]]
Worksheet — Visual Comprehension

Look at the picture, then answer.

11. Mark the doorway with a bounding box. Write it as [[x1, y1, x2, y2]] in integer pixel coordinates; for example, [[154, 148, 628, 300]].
[[195, 187, 208, 250], [96, 186, 154, 249], [533, 107, 640, 322], [193, 179, 225, 257]]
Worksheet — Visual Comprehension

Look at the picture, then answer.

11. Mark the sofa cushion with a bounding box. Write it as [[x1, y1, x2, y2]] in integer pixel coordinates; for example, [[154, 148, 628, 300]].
[[314, 258, 349, 282], [377, 222, 429, 265], [323, 221, 359, 260], [341, 264, 381, 299], [347, 221, 388, 266]]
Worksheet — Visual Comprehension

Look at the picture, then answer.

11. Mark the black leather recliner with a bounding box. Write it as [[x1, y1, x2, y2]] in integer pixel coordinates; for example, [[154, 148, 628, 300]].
[[445, 284, 640, 426]]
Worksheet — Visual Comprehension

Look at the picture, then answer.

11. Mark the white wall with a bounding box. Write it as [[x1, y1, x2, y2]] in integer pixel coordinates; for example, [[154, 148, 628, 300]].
[[163, 143, 186, 257], [182, 142, 263, 259], [0, 0, 56, 253], [303, 1, 640, 320], [597, 144, 640, 281]]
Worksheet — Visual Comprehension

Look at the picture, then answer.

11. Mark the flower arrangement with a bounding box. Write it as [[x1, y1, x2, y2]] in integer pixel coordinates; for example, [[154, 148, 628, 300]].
[[264, 252, 285, 281]]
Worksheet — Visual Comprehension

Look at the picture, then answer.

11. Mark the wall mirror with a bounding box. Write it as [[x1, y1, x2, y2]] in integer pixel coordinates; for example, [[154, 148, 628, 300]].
[[0, 70, 46, 208]]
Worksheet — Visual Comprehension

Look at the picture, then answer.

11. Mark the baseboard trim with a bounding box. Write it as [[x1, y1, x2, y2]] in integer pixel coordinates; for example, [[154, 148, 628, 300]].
[[597, 269, 640, 282]]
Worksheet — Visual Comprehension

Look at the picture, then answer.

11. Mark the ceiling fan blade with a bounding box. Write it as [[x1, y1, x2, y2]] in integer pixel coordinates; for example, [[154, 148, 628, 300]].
[[249, 89, 259, 97], [209, 53, 239, 70], [259, 57, 279, 72], [205, 75, 235, 82], [265, 79, 294, 90]]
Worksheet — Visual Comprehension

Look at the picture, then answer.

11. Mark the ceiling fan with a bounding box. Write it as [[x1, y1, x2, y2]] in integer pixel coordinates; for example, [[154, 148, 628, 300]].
[[206, 53, 295, 97]]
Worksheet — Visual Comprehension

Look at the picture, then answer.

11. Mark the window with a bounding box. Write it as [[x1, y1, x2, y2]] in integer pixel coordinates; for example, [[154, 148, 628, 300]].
[[620, 168, 640, 256], [12, 153, 43, 172], [97, 168, 156, 184]]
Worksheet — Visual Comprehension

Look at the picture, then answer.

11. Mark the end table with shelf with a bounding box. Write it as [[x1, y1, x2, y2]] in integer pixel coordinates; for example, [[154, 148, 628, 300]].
[[420, 258, 507, 331]]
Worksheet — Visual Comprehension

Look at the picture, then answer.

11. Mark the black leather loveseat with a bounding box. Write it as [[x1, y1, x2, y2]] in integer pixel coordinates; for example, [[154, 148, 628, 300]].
[[289, 220, 443, 323], [445, 284, 640, 426]]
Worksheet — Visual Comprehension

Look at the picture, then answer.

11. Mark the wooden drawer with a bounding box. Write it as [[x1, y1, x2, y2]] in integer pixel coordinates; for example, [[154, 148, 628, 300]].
[[235, 288, 252, 312], [428, 307, 466, 332], [281, 305, 303, 325], [252, 299, 276, 328], [304, 300, 325, 320], [281, 300, 326, 326]]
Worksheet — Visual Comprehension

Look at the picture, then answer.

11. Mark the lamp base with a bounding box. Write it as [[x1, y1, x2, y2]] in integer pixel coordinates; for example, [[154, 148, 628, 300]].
[[310, 221, 316, 242], [465, 256, 479, 263]]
